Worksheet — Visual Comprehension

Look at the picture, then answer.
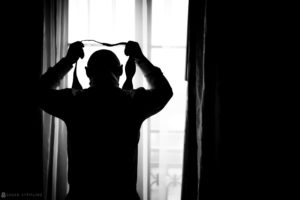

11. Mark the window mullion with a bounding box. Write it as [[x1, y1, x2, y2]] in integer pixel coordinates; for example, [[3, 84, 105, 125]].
[[146, 0, 152, 60]]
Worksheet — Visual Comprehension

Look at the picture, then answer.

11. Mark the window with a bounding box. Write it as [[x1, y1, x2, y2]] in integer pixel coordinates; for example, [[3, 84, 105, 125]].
[[68, 0, 188, 199]]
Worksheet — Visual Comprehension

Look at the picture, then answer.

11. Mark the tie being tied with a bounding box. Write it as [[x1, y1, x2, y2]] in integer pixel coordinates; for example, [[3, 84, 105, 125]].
[[71, 40, 135, 90]]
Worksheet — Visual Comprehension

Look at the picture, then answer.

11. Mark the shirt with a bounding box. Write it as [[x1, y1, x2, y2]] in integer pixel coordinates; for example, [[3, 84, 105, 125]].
[[38, 57, 173, 200]]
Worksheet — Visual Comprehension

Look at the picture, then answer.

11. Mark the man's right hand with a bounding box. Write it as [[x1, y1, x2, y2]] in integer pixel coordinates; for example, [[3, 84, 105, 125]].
[[124, 41, 144, 59], [65, 41, 84, 65]]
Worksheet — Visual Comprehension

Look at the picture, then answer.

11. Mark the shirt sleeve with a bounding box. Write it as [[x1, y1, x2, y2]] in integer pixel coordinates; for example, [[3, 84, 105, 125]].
[[38, 88, 76, 120], [37, 57, 76, 120], [131, 67, 173, 120]]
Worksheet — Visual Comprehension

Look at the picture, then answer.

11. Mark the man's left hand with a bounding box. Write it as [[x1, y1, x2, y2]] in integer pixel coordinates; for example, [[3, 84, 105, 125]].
[[65, 41, 84, 64]]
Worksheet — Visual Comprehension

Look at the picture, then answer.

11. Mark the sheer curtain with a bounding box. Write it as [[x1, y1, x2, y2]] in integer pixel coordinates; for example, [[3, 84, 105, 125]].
[[42, 0, 69, 200]]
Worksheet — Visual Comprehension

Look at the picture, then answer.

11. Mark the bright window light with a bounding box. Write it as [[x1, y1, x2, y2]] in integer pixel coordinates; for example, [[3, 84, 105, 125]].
[[68, 0, 188, 199]]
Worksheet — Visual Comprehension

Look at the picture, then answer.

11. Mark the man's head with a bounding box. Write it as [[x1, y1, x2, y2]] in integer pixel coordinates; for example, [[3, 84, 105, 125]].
[[85, 49, 123, 86]]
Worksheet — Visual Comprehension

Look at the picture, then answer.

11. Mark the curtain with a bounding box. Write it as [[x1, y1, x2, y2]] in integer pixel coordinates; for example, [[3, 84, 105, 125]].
[[182, 0, 242, 199], [42, 0, 69, 200], [181, 0, 207, 199]]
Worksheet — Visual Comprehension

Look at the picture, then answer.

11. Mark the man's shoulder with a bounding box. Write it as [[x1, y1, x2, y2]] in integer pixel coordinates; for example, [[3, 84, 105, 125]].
[[62, 88, 84, 97], [121, 87, 147, 98], [56, 88, 89, 100]]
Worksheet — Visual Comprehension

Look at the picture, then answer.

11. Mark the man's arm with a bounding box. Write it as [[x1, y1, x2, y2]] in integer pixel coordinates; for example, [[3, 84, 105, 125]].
[[39, 41, 84, 90], [39, 57, 74, 90], [38, 42, 84, 118], [125, 41, 173, 118]]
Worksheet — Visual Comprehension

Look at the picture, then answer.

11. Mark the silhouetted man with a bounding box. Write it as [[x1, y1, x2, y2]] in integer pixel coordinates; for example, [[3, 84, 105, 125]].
[[38, 41, 173, 200]]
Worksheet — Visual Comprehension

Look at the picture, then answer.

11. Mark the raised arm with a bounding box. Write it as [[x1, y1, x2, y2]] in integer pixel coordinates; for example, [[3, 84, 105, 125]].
[[125, 41, 173, 117], [37, 41, 84, 118], [39, 41, 84, 90]]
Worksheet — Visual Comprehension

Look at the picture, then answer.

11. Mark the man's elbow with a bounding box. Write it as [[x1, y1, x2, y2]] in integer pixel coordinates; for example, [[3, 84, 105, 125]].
[[162, 85, 173, 104], [167, 87, 173, 101]]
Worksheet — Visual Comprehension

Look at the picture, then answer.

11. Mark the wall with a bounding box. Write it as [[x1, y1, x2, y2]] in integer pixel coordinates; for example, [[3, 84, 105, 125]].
[[0, 0, 44, 195]]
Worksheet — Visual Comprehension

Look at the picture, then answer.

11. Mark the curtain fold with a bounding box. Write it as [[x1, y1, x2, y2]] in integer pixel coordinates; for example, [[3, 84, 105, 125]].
[[181, 0, 206, 200], [181, 0, 207, 200], [182, 0, 231, 199], [42, 0, 69, 200]]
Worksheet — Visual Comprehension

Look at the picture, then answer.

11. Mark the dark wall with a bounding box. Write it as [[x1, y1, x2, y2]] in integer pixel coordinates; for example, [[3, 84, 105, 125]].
[[0, 0, 43, 194]]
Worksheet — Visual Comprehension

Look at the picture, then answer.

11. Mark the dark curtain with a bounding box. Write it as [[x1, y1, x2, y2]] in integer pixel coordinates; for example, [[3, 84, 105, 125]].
[[181, 0, 295, 199], [182, 0, 251, 198], [182, 0, 245, 199], [181, 0, 206, 199]]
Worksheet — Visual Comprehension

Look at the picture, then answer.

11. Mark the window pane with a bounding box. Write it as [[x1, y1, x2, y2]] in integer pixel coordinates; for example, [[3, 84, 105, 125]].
[[152, 0, 189, 46], [69, 0, 135, 43], [68, 0, 89, 42], [114, 0, 135, 42], [151, 47, 187, 121], [149, 47, 187, 200], [88, 0, 114, 42]]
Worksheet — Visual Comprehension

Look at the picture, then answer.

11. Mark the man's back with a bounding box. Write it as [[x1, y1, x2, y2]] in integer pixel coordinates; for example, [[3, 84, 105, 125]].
[[64, 85, 146, 199], [38, 41, 173, 200]]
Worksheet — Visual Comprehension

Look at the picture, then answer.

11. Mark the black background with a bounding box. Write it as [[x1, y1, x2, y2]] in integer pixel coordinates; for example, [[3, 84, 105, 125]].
[[0, 0, 43, 194]]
